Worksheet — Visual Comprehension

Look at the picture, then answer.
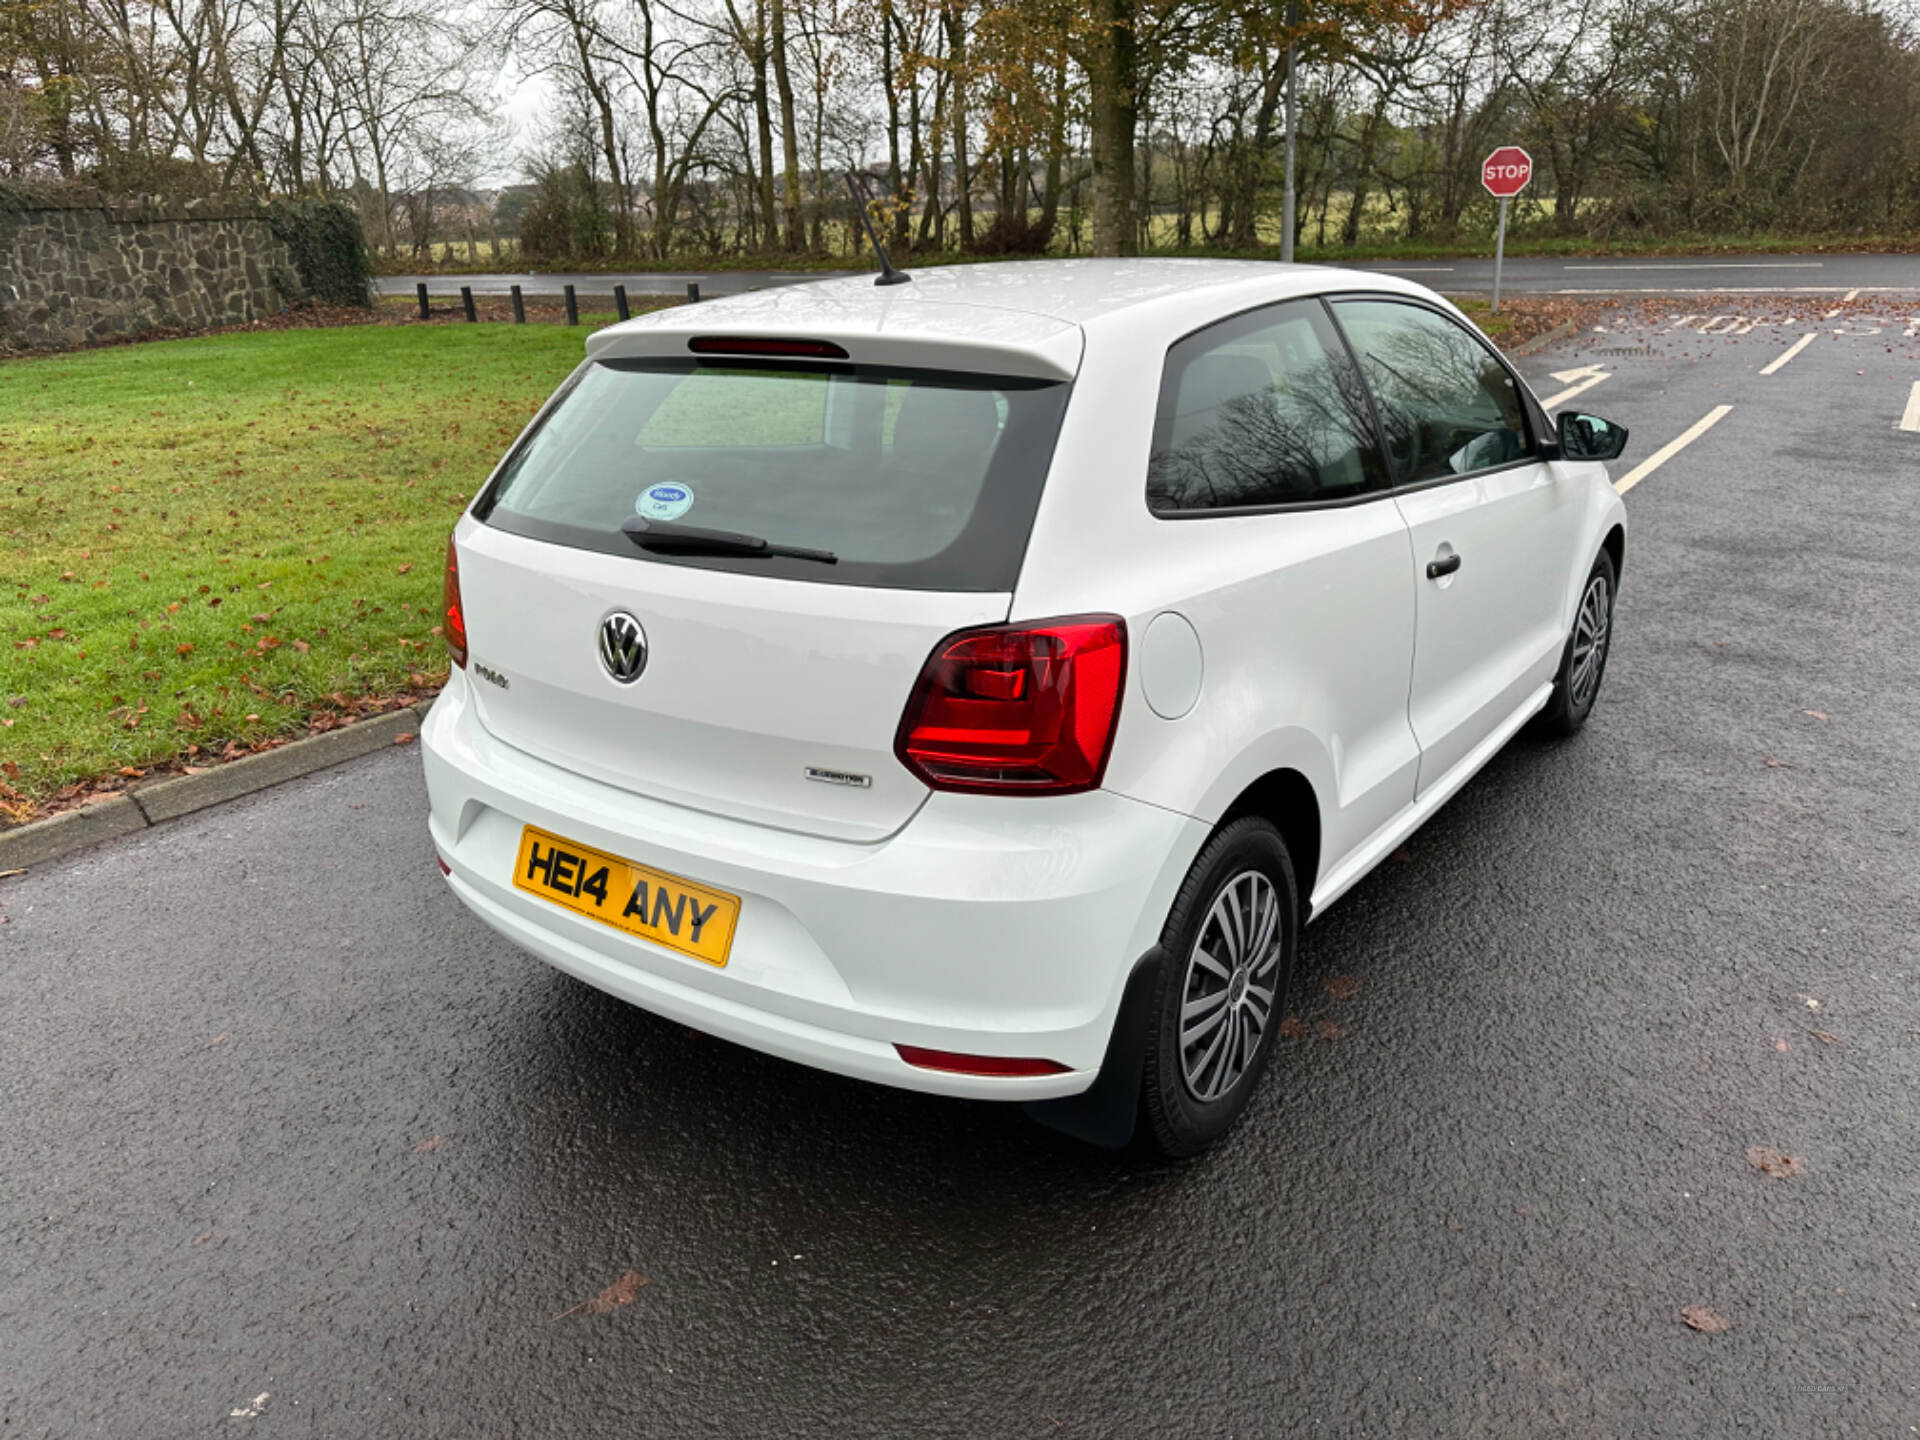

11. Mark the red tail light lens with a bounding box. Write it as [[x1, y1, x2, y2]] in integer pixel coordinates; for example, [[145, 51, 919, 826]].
[[895, 1045, 1070, 1078], [443, 535, 468, 669], [895, 616, 1127, 794]]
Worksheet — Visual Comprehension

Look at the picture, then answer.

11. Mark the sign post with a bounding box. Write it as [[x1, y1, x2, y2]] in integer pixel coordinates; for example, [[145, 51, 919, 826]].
[[1481, 146, 1532, 314]]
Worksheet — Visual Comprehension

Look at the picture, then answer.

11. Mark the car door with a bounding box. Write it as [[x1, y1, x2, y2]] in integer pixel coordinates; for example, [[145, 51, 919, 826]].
[[1330, 297, 1575, 796], [1124, 295, 1421, 874]]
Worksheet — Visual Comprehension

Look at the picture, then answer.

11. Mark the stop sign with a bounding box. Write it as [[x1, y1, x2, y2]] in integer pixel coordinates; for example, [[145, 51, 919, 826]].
[[1482, 146, 1532, 199]]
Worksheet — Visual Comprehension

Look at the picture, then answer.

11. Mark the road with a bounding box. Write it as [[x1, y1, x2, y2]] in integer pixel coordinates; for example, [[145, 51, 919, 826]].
[[5, 300, 1920, 1436], [376, 251, 1920, 301]]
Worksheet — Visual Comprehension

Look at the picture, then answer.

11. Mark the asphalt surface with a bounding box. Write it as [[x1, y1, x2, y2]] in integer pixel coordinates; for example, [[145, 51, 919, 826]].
[[5, 299, 1920, 1436], [377, 250, 1920, 301]]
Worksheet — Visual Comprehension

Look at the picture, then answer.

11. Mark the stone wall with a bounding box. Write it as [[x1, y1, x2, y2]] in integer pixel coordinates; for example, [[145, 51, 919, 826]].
[[0, 189, 308, 352]]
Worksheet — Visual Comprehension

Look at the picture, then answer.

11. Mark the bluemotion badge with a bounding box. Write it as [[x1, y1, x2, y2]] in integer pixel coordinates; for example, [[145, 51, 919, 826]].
[[637, 483, 695, 521]]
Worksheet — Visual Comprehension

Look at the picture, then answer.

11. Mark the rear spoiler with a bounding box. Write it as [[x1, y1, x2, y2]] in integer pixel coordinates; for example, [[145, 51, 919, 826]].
[[585, 295, 1084, 382]]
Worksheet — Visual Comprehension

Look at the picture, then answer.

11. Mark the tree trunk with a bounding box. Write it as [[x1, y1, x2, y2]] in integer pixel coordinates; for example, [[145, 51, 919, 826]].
[[1088, 0, 1138, 257], [770, 0, 803, 252], [1038, 51, 1068, 240], [943, 1, 974, 247]]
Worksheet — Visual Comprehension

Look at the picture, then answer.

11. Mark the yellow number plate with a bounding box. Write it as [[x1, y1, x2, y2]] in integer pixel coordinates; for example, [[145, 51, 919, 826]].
[[512, 824, 740, 968]]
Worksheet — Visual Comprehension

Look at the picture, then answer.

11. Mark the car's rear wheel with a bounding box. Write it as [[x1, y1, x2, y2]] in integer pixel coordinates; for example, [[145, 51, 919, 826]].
[[1534, 550, 1617, 737], [1140, 817, 1299, 1158]]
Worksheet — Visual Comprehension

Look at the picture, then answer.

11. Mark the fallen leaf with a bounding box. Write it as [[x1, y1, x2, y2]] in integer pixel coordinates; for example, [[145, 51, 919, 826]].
[[1763, 757, 1792, 769], [1324, 976, 1359, 1000], [557, 1270, 647, 1319], [1802, 710, 1828, 721], [393, 732, 416, 745], [1278, 1016, 1305, 1040], [0, 868, 23, 879], [413, 1134, 450, 1153], [397, 562, 414, 574], [176, 643, 194, 655], [1, 760, 17, 778], [1745, 1146, 1805, 1178], [1681, 1306, 1729, 1334], [1810, 1030, 1841, 1045], [1314, 1019, 1348, 1040], [1773, 1038, 1789, 1052]]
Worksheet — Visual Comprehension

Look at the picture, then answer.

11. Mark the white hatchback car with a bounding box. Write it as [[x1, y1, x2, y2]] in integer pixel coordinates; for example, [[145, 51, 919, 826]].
[[423, 259, 1628, 1156]]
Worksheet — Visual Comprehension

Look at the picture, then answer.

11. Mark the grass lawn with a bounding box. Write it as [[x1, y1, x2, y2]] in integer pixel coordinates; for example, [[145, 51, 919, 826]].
[[0, 316, 627, 818]]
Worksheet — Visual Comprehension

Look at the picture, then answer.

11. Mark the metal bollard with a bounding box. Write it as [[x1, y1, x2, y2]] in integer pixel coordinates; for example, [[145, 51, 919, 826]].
[[511, 285, 525, 324], [564, 284, 579, 327], [614, 284, 630, 321], [416, 282, 429, 320], [686, 282, 700, 304], [460, 286, 477, 323]]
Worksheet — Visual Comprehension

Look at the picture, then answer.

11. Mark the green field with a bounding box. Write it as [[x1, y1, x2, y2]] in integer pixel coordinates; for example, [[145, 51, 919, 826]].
[[0, 318, 626, 816]]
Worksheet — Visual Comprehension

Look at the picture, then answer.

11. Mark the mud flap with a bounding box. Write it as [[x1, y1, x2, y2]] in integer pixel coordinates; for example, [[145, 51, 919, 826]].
[[1022, 946, 1166, 1149]]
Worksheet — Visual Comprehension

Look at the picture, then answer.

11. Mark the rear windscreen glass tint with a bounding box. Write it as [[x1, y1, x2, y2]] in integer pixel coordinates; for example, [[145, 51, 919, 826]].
[[476, 358, 1071, 591]]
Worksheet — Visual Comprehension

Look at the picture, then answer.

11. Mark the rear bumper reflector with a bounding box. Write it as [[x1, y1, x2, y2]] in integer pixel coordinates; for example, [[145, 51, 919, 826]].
[[895, 1045, 1070, 1078]]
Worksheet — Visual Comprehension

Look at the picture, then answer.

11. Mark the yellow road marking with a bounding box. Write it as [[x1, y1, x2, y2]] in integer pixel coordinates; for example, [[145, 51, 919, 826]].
[[1614, 405, 1734, 495]]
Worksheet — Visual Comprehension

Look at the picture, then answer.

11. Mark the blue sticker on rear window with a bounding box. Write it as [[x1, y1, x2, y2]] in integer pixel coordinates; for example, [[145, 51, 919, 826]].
[[637, 483, 695, 521]]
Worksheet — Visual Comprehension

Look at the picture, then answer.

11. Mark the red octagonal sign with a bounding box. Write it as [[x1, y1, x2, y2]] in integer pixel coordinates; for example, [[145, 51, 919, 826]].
[[1482, 146, 1532, 199]]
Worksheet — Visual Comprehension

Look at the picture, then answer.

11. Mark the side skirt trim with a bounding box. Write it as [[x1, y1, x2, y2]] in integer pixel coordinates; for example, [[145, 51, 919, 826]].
[[1308, 681, 1554, 918]]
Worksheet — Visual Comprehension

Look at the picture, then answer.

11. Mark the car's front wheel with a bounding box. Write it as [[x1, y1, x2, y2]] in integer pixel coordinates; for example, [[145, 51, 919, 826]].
[[1140, 817, 1299, 1158], [1534, 549, 1617, 737]]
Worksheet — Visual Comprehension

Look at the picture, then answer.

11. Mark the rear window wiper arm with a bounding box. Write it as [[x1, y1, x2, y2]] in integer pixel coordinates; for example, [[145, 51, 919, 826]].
[[620, 515, 838, 564]]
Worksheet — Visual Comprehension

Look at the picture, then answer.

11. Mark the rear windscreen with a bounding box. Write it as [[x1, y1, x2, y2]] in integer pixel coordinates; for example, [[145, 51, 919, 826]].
[[475, 358, 1071, 591]]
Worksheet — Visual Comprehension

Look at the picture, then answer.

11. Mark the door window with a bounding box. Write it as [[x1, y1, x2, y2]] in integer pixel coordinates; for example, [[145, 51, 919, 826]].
[[1147, 299, 1389, 513], [1331, 300, 1535, 484]]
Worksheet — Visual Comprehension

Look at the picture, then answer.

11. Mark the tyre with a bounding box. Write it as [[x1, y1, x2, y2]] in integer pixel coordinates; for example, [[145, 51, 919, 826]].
[[1140, 816, 1299, 1158], [1533, 549, 1617, 738]]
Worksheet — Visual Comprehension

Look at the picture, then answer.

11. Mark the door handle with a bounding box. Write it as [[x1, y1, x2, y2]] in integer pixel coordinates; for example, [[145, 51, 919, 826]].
[[1426, 552, 1462, 580]]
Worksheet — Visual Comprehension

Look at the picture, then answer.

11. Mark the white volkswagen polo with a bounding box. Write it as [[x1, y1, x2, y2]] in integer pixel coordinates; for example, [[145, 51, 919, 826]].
[[422, 259, 1628, 1156]]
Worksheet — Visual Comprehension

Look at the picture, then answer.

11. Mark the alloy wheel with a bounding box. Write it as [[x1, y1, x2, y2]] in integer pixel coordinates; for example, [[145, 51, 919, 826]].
[[1569, 574, 1611, 710], [1179, 870, 1283, 1103]]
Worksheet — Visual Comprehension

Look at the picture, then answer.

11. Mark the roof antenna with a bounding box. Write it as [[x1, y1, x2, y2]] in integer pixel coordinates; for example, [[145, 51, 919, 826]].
[[845, 172, 912, 287]]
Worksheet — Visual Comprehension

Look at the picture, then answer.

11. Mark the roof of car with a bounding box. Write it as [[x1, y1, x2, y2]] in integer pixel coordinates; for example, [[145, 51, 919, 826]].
[[777, 258, 1368, 323], [585, 258, 1432, 380]]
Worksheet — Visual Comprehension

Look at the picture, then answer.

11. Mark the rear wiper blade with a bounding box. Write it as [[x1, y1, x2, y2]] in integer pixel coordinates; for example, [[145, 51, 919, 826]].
[[619, 515, 837, 564]]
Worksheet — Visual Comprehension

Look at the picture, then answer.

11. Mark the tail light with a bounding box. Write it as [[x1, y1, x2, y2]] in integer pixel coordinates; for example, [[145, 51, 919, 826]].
[[443, 535, 468, 669], [895, 616, 1127, 795]]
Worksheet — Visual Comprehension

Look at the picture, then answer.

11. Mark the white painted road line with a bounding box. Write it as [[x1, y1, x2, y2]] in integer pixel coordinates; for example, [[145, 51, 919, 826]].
[[1561, 262, 1824, 272], [1759, 332, 1818, 376], [1899, 383, 1920, 433], [1541, 365, 1612, 409], [1614, 405, 1734, 495]]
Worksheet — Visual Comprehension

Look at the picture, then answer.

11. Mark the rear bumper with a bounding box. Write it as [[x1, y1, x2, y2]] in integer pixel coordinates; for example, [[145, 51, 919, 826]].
[[421, 672, 1206, 1101]]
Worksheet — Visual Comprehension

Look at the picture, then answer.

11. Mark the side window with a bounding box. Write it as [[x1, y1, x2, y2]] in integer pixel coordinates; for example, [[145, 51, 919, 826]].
[[1331, 300, 1534, 484], [1147, 298, 1389, 514]]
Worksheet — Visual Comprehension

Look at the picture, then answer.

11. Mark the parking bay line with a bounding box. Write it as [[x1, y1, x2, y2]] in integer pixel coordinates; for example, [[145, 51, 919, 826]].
[[1759, 332, 1818, 375], [1613, 405, 1734, 495], [1541, 365, 1612, 408], [1899, 383, 1920, 433]]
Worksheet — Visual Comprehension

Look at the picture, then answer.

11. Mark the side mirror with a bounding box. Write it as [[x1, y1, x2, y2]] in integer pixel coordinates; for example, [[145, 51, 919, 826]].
[[1557, 411, 1628, 462]]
